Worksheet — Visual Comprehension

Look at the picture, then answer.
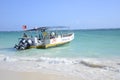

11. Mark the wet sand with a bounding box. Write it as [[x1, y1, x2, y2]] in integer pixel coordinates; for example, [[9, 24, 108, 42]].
[[0, 69, 81, 80]]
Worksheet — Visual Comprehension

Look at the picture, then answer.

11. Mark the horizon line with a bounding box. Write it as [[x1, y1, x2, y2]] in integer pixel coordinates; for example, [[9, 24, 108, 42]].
[[0, 27, 120, 32]]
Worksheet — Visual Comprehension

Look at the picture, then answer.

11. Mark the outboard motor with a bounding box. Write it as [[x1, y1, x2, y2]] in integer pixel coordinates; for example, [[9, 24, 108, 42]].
[[14, 38, 32, 50]]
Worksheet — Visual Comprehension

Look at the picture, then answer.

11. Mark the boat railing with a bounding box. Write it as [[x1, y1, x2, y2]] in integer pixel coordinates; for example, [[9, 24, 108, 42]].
[[62, 33, 73, 37]]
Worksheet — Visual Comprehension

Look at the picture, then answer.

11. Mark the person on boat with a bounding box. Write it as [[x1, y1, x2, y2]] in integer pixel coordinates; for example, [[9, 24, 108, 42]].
[[50, 32, 55, 39], [42, 31, 48, 40], [43, 31, 47, 36], [23, 33, 27, 38]]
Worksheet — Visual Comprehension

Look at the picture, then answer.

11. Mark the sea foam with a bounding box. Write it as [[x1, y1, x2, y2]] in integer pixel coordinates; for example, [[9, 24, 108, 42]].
[[0, 54, 120, 73]]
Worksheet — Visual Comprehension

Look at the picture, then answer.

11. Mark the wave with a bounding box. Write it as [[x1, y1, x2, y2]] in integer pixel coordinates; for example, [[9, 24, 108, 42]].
[[0, 54, 120, 73], [80, 59, 120, 72], [80, 59, 106, 68]]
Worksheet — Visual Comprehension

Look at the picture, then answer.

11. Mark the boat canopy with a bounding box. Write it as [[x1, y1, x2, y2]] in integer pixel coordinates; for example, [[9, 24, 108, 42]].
[[26, 26, 70, 31]]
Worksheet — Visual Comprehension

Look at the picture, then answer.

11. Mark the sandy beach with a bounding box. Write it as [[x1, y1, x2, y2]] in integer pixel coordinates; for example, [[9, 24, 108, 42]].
[[0, 56, 120, 80], [0, 69, 81, 80]]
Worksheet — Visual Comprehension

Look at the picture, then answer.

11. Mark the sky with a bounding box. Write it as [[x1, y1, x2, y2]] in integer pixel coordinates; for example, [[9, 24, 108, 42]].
[[0, 0, 120, 31]]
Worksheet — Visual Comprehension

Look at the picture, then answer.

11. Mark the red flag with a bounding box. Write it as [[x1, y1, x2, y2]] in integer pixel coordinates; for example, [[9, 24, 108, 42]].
[[22, 25, 27, 30]]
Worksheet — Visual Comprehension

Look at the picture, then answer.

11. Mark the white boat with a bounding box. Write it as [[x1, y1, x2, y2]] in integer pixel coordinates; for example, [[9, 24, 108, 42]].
[[14, 26, 74, 50]]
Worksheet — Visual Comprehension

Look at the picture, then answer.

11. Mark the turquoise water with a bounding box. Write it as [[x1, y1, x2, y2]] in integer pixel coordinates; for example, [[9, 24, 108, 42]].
[[0, 29, 120, 58]]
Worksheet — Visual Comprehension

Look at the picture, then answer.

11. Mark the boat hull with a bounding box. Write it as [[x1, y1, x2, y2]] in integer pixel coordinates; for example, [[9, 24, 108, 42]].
[[36, 41, 70, 49], [37, 33, 74, 49]]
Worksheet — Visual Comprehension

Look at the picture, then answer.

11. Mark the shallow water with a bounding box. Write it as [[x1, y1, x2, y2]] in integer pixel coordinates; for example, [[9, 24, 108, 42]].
[[0, 29, 120, 58]]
